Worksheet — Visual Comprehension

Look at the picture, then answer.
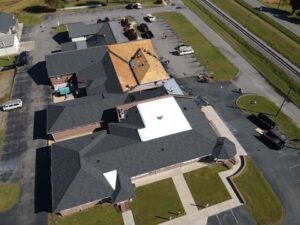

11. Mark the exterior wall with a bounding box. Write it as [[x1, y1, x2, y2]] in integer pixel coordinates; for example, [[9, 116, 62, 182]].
[[59, 198, 106, 216], [72, 37, 86, 42], [49, 74, 73, 90], [52, 123, 101, 142], [0, 35, 19, 57]]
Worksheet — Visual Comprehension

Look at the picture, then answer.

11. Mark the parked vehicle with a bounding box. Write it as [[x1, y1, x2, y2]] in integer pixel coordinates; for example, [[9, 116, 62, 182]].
[[139, 23, 149, 32], [1, 99, 23, 111], [146, 14, 156, 22], [135, 3, 142, 9], [126, 3, 134, 9], [176, 45, 194, 55], [15, 51, 29, 66], [144, 30, 154, 39]]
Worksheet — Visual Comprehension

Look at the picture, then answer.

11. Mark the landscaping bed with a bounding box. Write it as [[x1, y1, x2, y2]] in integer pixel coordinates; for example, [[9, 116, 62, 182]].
[[0, 183, 20, 212]]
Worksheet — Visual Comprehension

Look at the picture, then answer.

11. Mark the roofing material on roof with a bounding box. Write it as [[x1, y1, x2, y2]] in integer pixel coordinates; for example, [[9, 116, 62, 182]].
[[137, 97, 192, 141], [0, 12, 16, 33], [107, 39, 169, 92], [0, 34, 15, 48], [211, 137, 237, 159], [51, 97, 219, 213]]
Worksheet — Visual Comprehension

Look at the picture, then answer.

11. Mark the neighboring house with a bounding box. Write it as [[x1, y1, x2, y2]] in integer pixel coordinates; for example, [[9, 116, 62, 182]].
[[0, 12, 20, 57], [51, 96, 237, 216]]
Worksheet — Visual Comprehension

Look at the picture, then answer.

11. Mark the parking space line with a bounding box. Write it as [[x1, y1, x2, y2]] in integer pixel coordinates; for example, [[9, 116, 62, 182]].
[[216, 214, 223, 225], [289, 164, 300, 169], [231, 209, 239, 224]]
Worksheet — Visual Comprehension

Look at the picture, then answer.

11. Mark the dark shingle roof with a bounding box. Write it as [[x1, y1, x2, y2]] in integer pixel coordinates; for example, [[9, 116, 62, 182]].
[[47, 95, 127, 133], [51, 97, 219, 212], [0, 12, 16, 33], [67, 22, 116, 44], [211, 137, 237, 159], [45, 46, 108, 77]]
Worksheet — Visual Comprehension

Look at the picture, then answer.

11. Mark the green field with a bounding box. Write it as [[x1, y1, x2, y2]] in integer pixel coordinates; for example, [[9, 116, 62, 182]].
[[0, 183, 20, 212], [234, 157, 284, 225], [131, 178, 185, 225], [237, 95, 300, 148], [210, 0, 300, 68], [156, 12, 238, 81], [54, 24, 67, 33], [0, 56, 15, 67], [184, 164, 230, 207], [48, 203, 124, 225], [183, 0, 300, 108]]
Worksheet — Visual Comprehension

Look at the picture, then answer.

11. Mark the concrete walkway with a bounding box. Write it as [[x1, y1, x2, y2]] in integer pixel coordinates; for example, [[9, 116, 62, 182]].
[[244, 0, 300, 37], [122, 210, 135, 225], [172, 174, 198, 214]]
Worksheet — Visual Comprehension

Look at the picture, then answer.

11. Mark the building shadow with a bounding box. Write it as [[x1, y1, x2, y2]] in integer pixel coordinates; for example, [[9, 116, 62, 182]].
[[254, 135, 281, 150], [23, 5, 56, 14], [35, 147, 52, 213], [27, 61, 50, 86], [52, 32, 69, 44], [255, 6, 300, 24], [247, 114, 270, 130], [33, 110, 47, 140]]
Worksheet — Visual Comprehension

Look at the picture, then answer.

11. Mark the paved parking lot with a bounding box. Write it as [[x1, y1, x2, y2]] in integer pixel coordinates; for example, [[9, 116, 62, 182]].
[[177, 78, 300, 225], [207, 206, 256, 225]]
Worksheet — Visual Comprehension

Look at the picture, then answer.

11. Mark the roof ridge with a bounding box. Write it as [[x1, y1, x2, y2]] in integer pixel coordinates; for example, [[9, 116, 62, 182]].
[[79, 132, 107, 157]]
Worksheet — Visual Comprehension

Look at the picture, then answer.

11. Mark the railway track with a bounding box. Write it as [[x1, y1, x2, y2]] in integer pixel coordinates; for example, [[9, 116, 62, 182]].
[[200, 0, 300, 81]]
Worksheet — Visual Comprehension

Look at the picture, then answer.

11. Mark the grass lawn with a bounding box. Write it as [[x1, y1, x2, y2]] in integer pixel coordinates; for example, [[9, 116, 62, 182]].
[[184, 164, 230, 207], [54, 24, 67, 34], [48, 203, 124, 225], [234, 157, 284, 225], [237, 95, 300, 148], [156, 12, 237, 81], [0, 56, 15, 67], [0, 183, 20, 212], [183, 0, 300, 108], [0, 0, 47, 26], [210, 0, 300, 68], [131, 178, 185, 225]]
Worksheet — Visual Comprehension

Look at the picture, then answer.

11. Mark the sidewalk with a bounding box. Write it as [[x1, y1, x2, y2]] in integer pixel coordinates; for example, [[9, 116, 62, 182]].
[[122, 210, 135, 225], [172, 174, 198, 214]]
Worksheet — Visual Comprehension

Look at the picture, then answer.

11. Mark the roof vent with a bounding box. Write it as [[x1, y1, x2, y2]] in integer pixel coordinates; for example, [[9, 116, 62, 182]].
[[157, 115, 163, 120]]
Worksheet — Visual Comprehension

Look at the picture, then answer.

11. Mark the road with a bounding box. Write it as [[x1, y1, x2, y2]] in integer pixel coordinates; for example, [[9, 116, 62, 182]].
[[244, 0, 300, 37], [198, 0, 300, 81]]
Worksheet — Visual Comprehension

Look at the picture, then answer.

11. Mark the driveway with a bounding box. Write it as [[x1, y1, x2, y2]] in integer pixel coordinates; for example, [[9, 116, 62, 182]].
[[0, 25, 51, 225], [177, 78, 300, 225]]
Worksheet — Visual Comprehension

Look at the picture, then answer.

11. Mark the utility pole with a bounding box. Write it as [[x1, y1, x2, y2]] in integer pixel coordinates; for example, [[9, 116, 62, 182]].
[[276, 87, 293, 117]]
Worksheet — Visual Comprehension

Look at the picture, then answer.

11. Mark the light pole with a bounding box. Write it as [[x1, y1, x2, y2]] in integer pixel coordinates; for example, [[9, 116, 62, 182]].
[[276, 87, 293, 117]]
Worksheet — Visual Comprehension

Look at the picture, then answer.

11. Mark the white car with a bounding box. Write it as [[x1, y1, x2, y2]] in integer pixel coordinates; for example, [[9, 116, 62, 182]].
[[177, 45, 194, 55], [146, 14, 156, 22], [2, 99, 23, 111], [135, 3, 142, 9]]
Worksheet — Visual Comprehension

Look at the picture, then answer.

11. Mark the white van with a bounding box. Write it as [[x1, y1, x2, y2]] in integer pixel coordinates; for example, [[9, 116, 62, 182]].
[[2, 99, 23, 111], [177, 46, 194, 55]]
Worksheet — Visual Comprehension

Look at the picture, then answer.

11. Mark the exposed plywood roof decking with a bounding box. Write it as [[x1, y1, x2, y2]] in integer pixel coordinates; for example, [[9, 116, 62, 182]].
[[107, 39, 169, 92]]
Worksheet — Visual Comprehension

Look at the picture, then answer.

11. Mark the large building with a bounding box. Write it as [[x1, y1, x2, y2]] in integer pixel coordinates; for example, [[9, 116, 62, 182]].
[[51, 96, 236, 215], [0, 12, 20, 57]]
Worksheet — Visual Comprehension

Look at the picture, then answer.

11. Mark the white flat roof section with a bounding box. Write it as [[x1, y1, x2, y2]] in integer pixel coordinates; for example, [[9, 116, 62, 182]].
[[103, 170, 117, 190], [137, 97, 192, 141]]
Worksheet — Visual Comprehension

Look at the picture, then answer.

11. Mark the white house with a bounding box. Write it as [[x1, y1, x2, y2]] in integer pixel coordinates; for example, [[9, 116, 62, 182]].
[[0, 12, 20, 57]]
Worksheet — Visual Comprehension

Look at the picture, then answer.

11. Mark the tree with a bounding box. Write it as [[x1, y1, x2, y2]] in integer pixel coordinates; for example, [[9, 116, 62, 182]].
[[290, 0, 300, 14], [44, 0, 61, 8]]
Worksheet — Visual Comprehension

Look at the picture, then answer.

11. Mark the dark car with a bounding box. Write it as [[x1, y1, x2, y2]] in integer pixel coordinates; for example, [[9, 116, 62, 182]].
[[144, 30, 154, 39], [15, 51, 29, 66], [139, 23, 149, 32], [126, 3, 134, 9]]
